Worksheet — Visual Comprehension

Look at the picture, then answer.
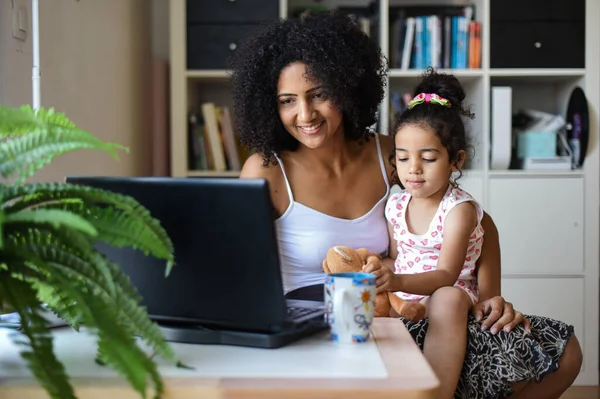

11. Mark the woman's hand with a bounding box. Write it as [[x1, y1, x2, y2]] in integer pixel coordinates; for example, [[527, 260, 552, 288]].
[[363, 262, 400, 293], [472, 296, 531, 334]]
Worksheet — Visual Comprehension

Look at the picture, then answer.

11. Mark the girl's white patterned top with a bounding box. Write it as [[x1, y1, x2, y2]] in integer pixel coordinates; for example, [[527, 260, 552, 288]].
[[384, 184, 484, 303]]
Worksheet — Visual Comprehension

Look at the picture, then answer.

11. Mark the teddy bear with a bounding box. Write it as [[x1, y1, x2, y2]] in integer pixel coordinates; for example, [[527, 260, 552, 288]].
[[322, 245, 426, 321]]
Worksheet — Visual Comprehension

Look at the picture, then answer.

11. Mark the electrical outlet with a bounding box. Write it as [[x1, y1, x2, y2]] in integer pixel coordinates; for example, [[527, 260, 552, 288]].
[[12, 0, 28, 42]]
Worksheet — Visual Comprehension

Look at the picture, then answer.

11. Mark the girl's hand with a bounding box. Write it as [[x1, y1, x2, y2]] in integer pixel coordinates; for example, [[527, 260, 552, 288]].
[[363, 262, 399, 293]]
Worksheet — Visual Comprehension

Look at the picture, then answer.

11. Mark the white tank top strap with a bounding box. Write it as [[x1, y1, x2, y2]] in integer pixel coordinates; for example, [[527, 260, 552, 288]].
[[272, 152, 294, 202], [374, 134, 391, 190]]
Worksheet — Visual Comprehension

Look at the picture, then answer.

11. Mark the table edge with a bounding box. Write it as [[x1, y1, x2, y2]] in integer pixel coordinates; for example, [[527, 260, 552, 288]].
[[0, 318, 440, 398]]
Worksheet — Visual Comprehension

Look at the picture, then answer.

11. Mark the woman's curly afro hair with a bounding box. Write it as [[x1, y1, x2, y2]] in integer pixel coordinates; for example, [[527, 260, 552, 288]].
[[230, 11, 388, 166]]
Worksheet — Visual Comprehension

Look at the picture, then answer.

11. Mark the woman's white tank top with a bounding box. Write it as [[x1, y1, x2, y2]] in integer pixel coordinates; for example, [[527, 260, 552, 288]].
[[273, 134, 391, 294]]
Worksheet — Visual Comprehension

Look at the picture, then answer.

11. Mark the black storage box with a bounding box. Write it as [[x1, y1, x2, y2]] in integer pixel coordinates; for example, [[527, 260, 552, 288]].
[[186, 0, 279, 70], [490, 0, 585, 68]]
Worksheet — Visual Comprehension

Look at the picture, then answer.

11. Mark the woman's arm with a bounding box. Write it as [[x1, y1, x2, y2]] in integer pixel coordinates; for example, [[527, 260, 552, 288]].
[[472, 211, 531, 333], [477, 211, 502, 300]]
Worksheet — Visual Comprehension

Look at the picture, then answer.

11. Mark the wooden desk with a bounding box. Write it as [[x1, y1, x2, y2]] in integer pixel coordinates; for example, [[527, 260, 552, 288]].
[[0, 318, 438, 399]]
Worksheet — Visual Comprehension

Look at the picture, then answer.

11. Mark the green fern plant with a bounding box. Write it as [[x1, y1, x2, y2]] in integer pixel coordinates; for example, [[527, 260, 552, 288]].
[[0, 105, 179, 398]]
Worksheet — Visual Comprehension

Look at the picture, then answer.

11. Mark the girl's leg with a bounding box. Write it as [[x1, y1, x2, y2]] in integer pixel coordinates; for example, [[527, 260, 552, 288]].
[[423, 286, 472, 399], [509, 334, 583, 399]]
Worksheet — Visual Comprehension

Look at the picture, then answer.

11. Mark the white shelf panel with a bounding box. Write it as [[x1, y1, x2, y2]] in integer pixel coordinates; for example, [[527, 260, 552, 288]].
[[489, 69, 585, 84], [488, 170, 584, 178], [489, 68, 585, 77]]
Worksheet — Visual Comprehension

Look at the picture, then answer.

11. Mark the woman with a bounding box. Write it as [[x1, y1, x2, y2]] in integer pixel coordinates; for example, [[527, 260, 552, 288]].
[[232, 11, 582, 399]]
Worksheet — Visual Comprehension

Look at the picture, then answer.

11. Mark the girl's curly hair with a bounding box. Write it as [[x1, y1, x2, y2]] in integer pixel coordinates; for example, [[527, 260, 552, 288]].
[[389, 67, 475, 186], [230, 11, 388, 166]]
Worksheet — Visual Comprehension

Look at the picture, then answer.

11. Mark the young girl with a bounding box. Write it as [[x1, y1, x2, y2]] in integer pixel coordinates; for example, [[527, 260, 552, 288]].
[[364, 68, 483, 399]]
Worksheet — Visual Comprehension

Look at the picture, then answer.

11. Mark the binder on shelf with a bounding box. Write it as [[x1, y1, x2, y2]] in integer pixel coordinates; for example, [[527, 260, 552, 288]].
[[490, 87, 512, 170]]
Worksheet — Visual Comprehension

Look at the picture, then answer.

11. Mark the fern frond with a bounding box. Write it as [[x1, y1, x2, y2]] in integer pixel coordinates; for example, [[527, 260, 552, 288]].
[[4, 226, 178, 366], [27, 106, 77, 129], [5, 257, 165, 398], [0, 128, 127, 183], [0, 105, 45, 136], [104, 257, 178, 365], [33, 281, 83, 330], [42, 202, 171, 260], [0, 272, 77, 399], [0, 105, 177, 399], [2, 183, 175, 270], [5, 225, 116, 297], [96, 329, 164, 399], [41, 268, 163, 398], [5, 208, 98, 237]]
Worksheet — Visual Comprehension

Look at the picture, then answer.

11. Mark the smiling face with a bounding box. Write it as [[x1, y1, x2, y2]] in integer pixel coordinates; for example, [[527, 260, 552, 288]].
[[276, 62, 343, 149], [394, 124, 465, 200]]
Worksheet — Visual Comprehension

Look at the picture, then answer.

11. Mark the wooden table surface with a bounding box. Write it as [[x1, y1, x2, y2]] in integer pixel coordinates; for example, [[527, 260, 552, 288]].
[[0, 318, 439, 399]]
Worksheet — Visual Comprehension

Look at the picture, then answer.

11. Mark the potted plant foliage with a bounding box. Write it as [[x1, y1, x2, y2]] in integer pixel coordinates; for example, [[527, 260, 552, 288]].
[[0, 105, 178, 399]]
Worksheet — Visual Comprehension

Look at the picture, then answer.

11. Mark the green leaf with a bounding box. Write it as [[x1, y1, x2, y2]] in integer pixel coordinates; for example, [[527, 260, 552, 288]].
[[41, 203, 171, 261], [5, 209, 98, 237], [0, 128, 127, 183], [2, 183, 175, 265], [0, 105, 45, 137], [0, 273, 77, 399], [28, 106, 77, 129], [0, 105, 179, 399], [44, 268, 164, 398], [4, 227, 178, 367], [104, 257, 178, 364], [4, 225, 116, 298]]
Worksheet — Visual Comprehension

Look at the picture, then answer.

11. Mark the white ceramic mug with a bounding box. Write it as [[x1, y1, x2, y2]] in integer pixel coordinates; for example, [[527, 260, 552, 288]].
[[324, 272, 376, 343]]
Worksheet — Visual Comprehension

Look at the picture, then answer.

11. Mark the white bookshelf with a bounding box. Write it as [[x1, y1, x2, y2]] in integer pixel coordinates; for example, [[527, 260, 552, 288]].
[[169, 0, 599, 385]]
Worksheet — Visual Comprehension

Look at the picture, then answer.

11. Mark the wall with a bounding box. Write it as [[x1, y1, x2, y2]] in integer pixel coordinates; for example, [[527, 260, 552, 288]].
[[0, 0, 152, 181], [151, 0, 169, 60]]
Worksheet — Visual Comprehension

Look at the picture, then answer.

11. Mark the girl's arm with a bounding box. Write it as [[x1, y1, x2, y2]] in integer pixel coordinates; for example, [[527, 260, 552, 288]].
[[392, 202, 478, 296]]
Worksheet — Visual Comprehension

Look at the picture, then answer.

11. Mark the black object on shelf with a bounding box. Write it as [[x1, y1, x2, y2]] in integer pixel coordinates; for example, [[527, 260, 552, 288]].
[[565, 86, 589, 167], [490, 0, 585, 68]]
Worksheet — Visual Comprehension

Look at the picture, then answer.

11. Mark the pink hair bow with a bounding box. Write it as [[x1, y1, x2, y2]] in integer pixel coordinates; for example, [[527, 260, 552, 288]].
[[407, 93, 451, 109]]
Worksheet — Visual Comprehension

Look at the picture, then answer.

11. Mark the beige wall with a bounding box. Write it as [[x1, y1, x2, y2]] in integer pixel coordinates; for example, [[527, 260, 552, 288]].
[[0, 0, 152, 181], [151, 0, 169, 60]]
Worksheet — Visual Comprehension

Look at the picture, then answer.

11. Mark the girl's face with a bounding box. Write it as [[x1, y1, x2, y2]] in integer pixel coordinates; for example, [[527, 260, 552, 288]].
[[394, 124, 465, 200], [276, 62, 343, 149]]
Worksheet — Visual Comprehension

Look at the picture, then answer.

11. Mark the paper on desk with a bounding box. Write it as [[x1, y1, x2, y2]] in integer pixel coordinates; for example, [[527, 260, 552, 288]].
[[0, 328, 388, 379]]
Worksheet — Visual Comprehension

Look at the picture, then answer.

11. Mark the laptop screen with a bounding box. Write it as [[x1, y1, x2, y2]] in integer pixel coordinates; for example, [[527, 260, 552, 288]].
[[66, 176, 289, 333]]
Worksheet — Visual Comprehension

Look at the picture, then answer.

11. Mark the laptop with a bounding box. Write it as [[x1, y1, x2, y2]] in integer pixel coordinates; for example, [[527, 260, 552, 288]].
[[65, 176, 327, 348]]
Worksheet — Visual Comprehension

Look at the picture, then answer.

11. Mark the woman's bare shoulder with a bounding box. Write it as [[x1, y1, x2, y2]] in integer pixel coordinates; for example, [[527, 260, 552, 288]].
[[240, 153, 289, 215], [240, 153, 276, 179]]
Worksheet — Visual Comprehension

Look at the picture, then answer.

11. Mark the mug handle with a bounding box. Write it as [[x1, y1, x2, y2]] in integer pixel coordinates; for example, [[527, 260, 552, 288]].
[[333, 288, 352, 331]]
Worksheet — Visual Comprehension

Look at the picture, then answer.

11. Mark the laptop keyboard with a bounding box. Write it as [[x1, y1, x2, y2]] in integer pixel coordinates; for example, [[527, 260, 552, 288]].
[[286, 306, 322, 320]]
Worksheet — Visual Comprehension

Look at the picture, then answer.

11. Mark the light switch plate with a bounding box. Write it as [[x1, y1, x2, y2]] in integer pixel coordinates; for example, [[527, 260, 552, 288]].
[[12, 0, 28, 42]]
